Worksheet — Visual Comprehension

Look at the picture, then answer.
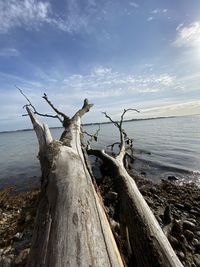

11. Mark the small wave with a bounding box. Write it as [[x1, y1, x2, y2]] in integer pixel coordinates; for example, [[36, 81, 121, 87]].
[[132, 156, 200, 186]]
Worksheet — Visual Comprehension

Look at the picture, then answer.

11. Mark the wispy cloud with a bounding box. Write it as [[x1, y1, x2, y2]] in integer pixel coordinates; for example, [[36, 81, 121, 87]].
[[151, 8, 168, 14], [129, 2, 139, 8], [147, 17, 154, 22], [148, 8, 168, 21], [173, 21, 200, 48], [0, 48, 20, 57], [0, 0, 51, 33], [47, 67, 176, 101], [0, 0, 96, 34]]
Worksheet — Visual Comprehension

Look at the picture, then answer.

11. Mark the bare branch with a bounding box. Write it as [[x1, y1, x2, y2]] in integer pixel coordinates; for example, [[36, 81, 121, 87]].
[[83, 125, 100, 149], [102, 108, 139, 162], [17, 87, 63, 123], [120, 108, 140, 128], [72, 99, 93, 121], [107, 142, 121, 151], [102, 112, 120, 128], [42, 93, 70, 126]]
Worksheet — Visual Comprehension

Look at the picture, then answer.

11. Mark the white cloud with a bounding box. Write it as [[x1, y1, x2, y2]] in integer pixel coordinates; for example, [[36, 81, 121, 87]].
[[57, 68, 177, 101], [0, 0, 51, 33], [0, 66, 198, 130], [129, 2, 139, 8], [151, 9, 159, 14], [147, 17, 153, 22], [174, 21, 200, 48], [151, 8, 167, 14], [0, 48, 19, 57], [92, 67, 112, 76], [0, 0, 95, 34]]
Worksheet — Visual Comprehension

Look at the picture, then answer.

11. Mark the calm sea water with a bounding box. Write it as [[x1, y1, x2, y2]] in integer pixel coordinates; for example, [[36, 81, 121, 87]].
[[0, 115, 199, 189]]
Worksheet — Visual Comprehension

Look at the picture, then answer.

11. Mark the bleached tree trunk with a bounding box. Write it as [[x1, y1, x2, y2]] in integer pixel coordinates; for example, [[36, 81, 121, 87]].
[[25, 100, 124, 267], [88, 109, 183, 267], [88, 149, 183, 267]]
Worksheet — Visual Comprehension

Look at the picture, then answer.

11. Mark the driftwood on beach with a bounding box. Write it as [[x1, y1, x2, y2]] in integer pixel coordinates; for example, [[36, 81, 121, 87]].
[[22, 93, 183, 267]]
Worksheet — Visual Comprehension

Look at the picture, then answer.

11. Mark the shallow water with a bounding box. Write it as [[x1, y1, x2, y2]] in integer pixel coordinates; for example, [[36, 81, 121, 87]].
[[0, 115, 199, 188]]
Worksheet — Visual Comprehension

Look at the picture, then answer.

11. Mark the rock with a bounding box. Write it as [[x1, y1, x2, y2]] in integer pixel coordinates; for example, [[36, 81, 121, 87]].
[[172, 220, 182, 234], [108, 206, 115, 217], [183, 220, 196, 232], [149, 187, 158, 194], [196, 231, 200, 237], [184, 202, 192, 211], [193, 254, 200, 266], [14, 248, 30, 266], [141, 171, 146, 176], [193, 238, 199, 245], [2, 246, 12, 255], [145, 197, 154, 206], [168, 175, 179, 181], [25, 214, 32, 222], [175, 203, 185, 210], [177, 251, 185, 260], [194, 241, 200, 253], [13, 232, 23, 241], [110, 219, 120, 232], [0, 256, 12, 267], [187, 218, 197, 224], [191, 209, 200, 216], [184, 230, 195, 241], [106, 191, 118, 201], [168, 235, 179, 248]]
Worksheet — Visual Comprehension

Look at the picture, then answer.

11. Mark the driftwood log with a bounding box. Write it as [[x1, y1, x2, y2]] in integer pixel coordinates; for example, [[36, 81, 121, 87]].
[[88, 110, 183, 267], [23, 93, 183, 267], [25, 97, 124, 267]]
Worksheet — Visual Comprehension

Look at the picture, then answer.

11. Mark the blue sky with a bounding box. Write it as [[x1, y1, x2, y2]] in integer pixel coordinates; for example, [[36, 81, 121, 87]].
[[0, 0, 200, 131]]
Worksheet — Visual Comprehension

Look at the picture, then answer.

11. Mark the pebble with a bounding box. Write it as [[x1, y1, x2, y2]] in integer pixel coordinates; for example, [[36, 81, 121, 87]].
[[194, 242, 200, 253], [172, 220, 182, 233], [13, 232, 23, 241], [14, 248, 30, 266], [187, 218, 197, 224], [25, 214, 32, 222], [110, 219, 120, 232], [106, 191, 118, 201], [184, 230, 195, 241], [0, 256, 12, 267], [177, 251, 185, 260], [175, 203, 185, 210], [193, 254, 200, 266], [183, 220, 196, 232], [184, 203, 192, 211], [168, 175, 179, 181], [196, 231, 200, 237], [168, 235, 179, 248], [2, 246, 12, 255], [191, 210, 200, 216]]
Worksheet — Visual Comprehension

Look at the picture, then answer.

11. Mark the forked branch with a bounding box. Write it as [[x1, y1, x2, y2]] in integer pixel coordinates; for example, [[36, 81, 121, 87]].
[[72, 99, 94, 121], [83, 125, 100, 149], [42, 93, 70, 127], [103, 108, 139, 162], [18, 87, 63, 123]]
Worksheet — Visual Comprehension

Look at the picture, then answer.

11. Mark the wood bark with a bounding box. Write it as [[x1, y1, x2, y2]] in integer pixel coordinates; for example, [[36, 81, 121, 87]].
[[88, 149, 184, 267], [26, 100, 124, 267]]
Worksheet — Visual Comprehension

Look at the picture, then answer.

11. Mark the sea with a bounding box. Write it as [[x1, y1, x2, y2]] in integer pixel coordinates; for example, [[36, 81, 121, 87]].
[[0, 115, 199, 190]]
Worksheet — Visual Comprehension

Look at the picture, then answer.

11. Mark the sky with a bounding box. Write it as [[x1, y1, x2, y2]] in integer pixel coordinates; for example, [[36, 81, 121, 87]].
[[0, 0, 200, 131]]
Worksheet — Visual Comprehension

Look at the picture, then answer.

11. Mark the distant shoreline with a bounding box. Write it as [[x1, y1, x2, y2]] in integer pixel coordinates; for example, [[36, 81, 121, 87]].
[[0, 113, 199, 134]]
